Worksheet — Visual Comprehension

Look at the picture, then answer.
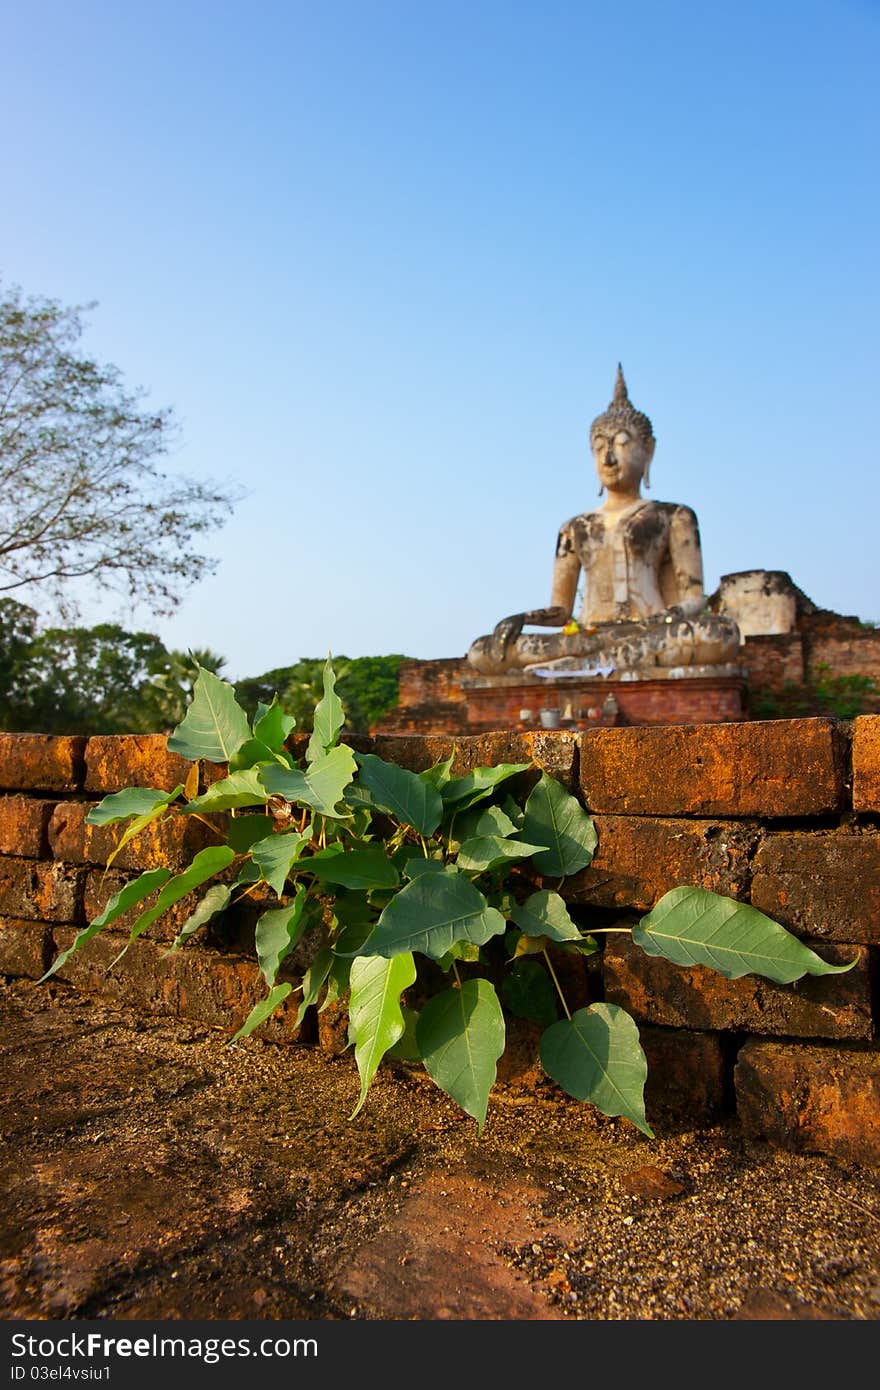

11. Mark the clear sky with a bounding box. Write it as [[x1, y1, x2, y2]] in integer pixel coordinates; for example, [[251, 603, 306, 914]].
[[2, 0, 878, 679]]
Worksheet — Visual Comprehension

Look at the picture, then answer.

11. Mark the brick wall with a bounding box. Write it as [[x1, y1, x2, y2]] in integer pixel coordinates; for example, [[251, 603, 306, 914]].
[[377, 622, 880, 734], [2, 718, 879, 1164]]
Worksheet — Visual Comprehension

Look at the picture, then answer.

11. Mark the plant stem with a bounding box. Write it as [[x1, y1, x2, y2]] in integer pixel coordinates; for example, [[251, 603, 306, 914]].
[[542, 948, 571, 1020], [452, 961, 462, 988], [587, 927, 635, 935], [187, 813, 226, 838]]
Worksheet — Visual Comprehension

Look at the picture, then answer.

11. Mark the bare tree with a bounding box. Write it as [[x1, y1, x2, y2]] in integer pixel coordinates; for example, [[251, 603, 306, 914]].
[[0, 282, 240, 617]]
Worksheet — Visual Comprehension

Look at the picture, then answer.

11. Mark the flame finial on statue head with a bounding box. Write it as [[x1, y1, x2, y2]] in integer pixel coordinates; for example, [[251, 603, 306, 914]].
[[590, 363, 655, 487], [612, 362, 629, 408]]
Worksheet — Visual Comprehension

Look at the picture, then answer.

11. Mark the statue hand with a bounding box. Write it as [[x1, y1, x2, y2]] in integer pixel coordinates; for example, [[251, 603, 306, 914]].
[[491, 613, 525, 658]]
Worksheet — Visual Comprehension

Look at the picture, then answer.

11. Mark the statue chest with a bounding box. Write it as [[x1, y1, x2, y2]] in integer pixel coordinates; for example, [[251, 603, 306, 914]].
[[575, 504, 672, 621]]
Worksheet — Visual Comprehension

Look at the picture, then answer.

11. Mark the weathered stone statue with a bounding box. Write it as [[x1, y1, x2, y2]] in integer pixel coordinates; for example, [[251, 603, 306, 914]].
[[467, 367, 741, 676]]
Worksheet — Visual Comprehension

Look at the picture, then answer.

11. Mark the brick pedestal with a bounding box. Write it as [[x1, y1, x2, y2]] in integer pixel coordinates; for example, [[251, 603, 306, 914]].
[[462, 674, 746, 731]]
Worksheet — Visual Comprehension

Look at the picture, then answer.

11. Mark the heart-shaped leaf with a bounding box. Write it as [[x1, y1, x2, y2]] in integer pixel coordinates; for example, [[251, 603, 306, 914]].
[[635, 887, 859, 983], [540, 1003, 652, 1136]]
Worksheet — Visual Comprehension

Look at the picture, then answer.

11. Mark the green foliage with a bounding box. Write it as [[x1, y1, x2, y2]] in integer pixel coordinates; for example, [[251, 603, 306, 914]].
[[539, 1005, 653, 1138], [521, 774, 599, 877], [349, 953, 417, 1117], [43, 659, 857, 1137], [0, 602, 228, 736], [416, 979, 506, 1133], [235, 654, 407, 735], [635, 887, 855, 983], [0, 281, 238, 619]]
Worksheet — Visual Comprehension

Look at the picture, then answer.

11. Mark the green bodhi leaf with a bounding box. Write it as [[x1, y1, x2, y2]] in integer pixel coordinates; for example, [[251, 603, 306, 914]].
[[260, 744, 357, 817], [229, 983, 293, 1043], [539, 1003, 653, 1137], [635, 887, 859, 984], [185, 769, 267, 813], [167, 666, 251, 763], [348, 952, 417, 1117], [455, 835, 549, 873], [255, 888, 309, 987], [250, 827, 312, 897], [308, 844, 400, 890], [293, 948, 335, 1030], [86, 787, 179, 826], [253, 695, 296, 751], [39, 867, 172, 981], [521, 774, 598, 877], [440, 763, 531, 813], [113, 846, 236, 962], [354, 753, 443, 835], [98, 785, 185, 870], [501, 958, 559, 1027], [363, 870, 506, 961], [167, 883, 233, 953], [307, 657, 345, 764], [416, 979, 506, 1133], [510, 890, 583, 942]]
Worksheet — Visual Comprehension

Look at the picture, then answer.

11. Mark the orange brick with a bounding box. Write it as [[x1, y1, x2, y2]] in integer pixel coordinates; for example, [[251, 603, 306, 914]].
[[0, 735, 85, 792], [602, 931, 872, 1040], [579, 719, 845, 817], [751, 832, 880, 944], [372, 730, 577, 788], [0, 798, 56, 858], [735, 1040, 880, 1165], [0, 918, 54, 978], [0, 859, 84, 924], [567, 815, 760, 912], [84, 734, 193, 794], [50, 928, 304, 1040], [82, 870, 205, 944], [853, 716, 880, 813], [48, 801, 215, 870]]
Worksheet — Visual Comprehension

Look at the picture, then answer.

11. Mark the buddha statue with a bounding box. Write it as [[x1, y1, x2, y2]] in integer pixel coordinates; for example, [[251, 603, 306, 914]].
[[467, 366, 741, 677]]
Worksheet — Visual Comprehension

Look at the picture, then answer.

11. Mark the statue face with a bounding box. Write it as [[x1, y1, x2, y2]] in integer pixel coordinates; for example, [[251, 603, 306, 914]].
[[590, 427, 651, 493]]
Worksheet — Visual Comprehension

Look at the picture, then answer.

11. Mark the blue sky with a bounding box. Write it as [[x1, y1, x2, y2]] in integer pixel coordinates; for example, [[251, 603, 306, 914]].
[[2, 1, 878, 679]]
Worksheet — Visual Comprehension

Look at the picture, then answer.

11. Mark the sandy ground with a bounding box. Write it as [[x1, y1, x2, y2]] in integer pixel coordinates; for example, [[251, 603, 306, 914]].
[[1, 976, 879, 1322]]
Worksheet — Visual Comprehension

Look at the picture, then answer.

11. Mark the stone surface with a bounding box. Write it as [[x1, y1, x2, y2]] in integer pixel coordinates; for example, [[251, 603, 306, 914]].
[[751, 831, 880, 943], [0, 797, 56, 858], [48, 801, 215, 870], [0, 735, 85, 792], [373, 729, 578, 788], [619, 1165, 686, 1200], [735, 1040, 880, 1166], [0, 859, 84, 924], [84, 735, 194, 794], [0, 919, 53, 978], [50, 929, 303, 1041], [568, 815, 760, 912], [579, 718, 845, 817], [853, 716, 880, 813], [4, 980, 879, 1322], [603, 933, 872, 1040], [335, 1167, 572, 1319], [639, 1025, 727, 1122], [718, 570, 799, 637]]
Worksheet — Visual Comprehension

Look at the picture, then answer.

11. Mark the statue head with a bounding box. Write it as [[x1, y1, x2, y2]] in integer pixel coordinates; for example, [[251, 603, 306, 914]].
[[590, 364, 656, 492]]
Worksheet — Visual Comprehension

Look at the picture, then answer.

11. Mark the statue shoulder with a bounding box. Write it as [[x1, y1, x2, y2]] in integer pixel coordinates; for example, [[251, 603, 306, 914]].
[[556, 510, 601, 559], [648, 500, 701, 530]]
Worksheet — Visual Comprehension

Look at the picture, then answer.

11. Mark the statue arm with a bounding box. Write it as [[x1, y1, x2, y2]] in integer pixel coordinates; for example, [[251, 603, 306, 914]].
[[490, 531, 580, 657], [668, 506, 707, 619]]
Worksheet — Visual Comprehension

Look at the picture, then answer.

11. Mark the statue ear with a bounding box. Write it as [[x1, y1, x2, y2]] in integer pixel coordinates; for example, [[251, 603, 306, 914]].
[[643, 437, 655, 490]]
